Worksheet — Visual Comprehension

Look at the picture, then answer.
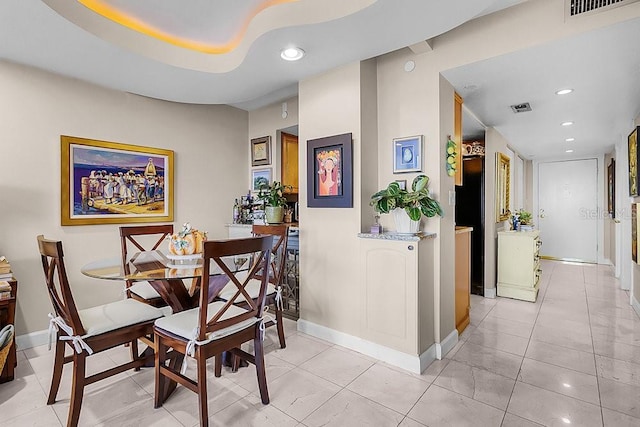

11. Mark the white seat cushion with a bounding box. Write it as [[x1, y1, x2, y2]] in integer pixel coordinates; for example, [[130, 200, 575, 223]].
[[217, 278, 276, 303], [78, 299, 164, 338], [129, 281, 162, 300], [154, 301, 258, 344]]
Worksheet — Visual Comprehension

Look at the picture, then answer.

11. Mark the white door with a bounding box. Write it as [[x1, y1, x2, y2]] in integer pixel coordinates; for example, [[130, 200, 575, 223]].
[[538, 159, 598, 262]]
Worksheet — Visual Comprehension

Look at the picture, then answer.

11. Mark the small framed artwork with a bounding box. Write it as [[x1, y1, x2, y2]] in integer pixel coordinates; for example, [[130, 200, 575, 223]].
[[251, 136, 271, 166], [607, 158, 615, 218], [628, 127, 639, 196], [252, 168, 271, 192], [307, 133, 353, 208], [395, 179, 407, 191], [393, 135, 422, 173], [61, 135, 174, 226]]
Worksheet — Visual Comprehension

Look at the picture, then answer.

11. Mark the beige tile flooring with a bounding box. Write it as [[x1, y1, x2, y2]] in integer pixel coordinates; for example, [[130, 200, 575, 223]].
[[2, 260, 640, 426]]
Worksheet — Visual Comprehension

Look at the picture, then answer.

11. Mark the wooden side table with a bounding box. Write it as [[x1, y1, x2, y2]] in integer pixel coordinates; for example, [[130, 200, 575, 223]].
[[0, 277, 17, 383]]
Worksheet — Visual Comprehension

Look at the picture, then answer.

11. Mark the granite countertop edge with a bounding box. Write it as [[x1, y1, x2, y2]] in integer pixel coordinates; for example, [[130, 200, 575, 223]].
[[357, 232, 437, 241]]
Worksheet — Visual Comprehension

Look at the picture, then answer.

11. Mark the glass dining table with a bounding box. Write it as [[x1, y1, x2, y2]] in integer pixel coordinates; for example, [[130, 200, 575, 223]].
[[81, 250, 246, 312]]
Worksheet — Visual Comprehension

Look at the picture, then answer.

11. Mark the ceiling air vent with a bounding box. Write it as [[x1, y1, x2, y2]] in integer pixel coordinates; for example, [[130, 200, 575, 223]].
[[510, 102, 532, 113], [568, 0, 639, 17]]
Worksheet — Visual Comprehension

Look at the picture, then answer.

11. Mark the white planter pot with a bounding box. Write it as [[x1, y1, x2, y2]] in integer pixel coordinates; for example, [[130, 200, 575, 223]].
[[392, 208, 421, 234]]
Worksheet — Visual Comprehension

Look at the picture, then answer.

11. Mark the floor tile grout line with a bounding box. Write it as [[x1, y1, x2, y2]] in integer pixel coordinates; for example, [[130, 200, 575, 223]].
[[583, 267, 609, 426]]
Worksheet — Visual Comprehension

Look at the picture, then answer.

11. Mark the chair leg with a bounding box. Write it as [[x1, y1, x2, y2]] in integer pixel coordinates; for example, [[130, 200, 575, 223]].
[[196, 348, 208, 427], [130, 338, 140, 371], [154, 335, 167, 408], [275, 306, 286, 349], [68, 352, 87, 427], [254, 327, 270, 405], [47, 338, 65, 405], [214, 354, 222, 377]]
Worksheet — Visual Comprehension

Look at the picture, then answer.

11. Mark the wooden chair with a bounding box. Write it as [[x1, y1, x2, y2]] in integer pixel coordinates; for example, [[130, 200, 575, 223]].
[[217, 224, 289, 351], [119, 224, 173, 308], [37, 235, 164, 427], [154, 236, 273, 427]]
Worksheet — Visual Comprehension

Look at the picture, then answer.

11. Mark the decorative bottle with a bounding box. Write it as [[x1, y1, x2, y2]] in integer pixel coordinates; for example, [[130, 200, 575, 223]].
[[232, 199, 240, 223]]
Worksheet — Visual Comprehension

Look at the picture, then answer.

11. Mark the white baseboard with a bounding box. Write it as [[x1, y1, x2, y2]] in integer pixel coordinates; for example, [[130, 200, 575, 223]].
[[435, 329, 458, 360], [16, 329, 49, 351], [297, 319, 437, 374], [485, 287, 496, 298], [632, 294, 640, 319]]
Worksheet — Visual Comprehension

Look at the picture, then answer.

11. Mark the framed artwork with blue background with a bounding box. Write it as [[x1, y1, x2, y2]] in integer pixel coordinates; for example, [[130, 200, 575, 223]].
[[393, 135, 422, 173]]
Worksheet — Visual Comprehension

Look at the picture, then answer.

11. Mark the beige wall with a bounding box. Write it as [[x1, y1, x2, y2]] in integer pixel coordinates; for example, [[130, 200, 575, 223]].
[[298, 62, 364, 335], [0, 60, 248, 336], [485, 128, 512, 292], [248, 97, 299, 187]]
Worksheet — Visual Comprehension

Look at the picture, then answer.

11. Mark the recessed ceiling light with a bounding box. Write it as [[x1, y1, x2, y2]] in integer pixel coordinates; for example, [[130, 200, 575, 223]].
[[566, 138, 575, 142], [561, 417, 571, 424], [566, 149, 574, 153], [561, 121, 574, 126], [556, 89, 573, 95], [280, 47, 305, 61]]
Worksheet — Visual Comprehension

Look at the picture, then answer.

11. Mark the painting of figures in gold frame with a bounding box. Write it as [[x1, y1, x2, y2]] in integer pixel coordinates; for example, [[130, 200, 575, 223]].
[[61, 135, 174, 226]]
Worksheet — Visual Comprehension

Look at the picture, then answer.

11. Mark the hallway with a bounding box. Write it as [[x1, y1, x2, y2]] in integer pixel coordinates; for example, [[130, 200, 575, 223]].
[[1, 260, 639, 426]]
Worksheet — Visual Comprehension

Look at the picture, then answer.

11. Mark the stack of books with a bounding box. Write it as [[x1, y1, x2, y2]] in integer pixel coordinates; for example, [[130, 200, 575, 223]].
[[0, 256, 12, 281], [0, 281, 11, 300]]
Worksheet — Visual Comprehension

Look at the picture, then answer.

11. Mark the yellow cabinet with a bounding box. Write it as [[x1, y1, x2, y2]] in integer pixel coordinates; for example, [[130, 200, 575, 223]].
[[281, 132, 298, 193], [455, 227, 471, 333]]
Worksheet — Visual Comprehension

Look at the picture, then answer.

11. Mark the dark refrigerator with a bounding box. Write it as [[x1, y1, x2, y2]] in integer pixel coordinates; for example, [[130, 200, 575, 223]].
[[455, 156, 485, 296]]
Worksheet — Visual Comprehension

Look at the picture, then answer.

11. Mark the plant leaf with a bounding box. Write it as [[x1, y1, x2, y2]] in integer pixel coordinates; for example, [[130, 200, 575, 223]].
[[407, 206, 421, 221], [412, 175, 428, 192], [387, 181, 401, 196]]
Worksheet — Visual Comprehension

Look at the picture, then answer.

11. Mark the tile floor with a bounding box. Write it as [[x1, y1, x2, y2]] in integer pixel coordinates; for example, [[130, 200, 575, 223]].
[[2, 260, 640, 426]]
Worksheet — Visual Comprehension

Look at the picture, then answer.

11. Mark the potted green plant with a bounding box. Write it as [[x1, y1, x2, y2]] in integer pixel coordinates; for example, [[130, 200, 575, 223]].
[[257, 181, 291, 224], [370, 174, 443, 233], [511, 208, 534, 231]]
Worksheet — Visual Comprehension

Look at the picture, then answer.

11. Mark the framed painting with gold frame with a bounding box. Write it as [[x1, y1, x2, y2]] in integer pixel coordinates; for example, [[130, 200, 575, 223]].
[[629, 127, 639, 197], [251, 136, 271, 166], [496, 152, 511, 222], [61, 135, 174, 226]]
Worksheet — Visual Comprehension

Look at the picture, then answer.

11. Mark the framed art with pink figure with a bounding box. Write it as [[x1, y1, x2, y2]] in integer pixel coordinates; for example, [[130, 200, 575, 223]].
[[307, 133, 353, 208]]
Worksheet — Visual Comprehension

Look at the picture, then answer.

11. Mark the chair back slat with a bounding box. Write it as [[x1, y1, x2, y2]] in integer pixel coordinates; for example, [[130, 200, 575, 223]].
[[119, 224, 173, 287], [251, 224, 288, 287], [198, 236, 273, 340], [37, 235, 85, 336]]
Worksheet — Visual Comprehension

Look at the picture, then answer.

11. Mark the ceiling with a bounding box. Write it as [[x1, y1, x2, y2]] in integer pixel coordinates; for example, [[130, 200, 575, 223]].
[[0, 0, 521, 110], [447, 16, 640, 160], [2, 1, 636, 160]]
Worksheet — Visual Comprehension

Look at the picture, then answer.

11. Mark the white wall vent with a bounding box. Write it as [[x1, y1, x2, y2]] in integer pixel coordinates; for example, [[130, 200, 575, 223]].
[[567, 0, 639, 17], [511, 102, 532, 113]]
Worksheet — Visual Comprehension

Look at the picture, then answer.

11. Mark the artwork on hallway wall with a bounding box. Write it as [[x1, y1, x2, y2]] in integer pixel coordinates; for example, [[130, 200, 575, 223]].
[[495, 152, 511, 222], [251, 136, 271, 166], [393, 135, 422, 173], [628, 127, 639, 196], [307, 133, 353, 208], [251, 168, 271, 192], [60, 135, 174, 226], [607, 158, 615, 218]]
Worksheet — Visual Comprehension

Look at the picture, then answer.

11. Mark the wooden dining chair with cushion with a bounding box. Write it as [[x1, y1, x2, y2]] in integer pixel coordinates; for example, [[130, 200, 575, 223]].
[[216, 224, 289, 351], [154, 236, 273, 427], [37, 235, 164, 427], [119, 224, 173, 308]]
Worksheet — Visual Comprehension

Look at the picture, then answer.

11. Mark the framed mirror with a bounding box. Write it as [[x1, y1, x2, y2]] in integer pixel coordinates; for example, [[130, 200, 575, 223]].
[[496, 152, 511, 222]]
